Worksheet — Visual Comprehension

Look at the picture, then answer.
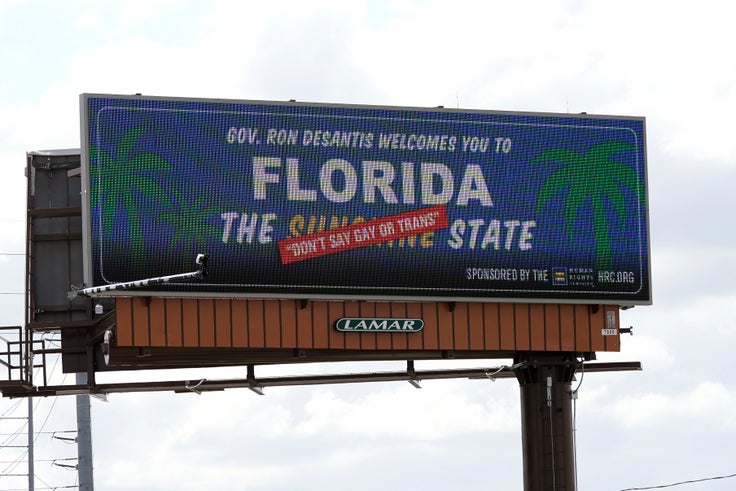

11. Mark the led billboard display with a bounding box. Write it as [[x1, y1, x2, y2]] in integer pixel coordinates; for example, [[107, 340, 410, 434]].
[[81, 94, 650, 304]]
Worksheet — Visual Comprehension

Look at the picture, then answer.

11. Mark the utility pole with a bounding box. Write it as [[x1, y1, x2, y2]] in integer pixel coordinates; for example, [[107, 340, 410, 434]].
[[76, 372, 94, 490], [515, 353, 577, 491]]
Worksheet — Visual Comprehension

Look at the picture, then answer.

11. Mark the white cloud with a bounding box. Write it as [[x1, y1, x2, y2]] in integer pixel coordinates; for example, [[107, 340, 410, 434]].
[[9, 81, 80, 150], [0, 0, 26, 13], [67, 37, 235, 99], [100, 454, 290, 490], [293, 382, 519, 439], [580, 2, 736, 162], [604, 381, 736, 429], [91, 381, 521, 490], [68, 0, 188, 30], [675, 294, 736, 335], [624, 290, 736, 343], [597, 332, 675, 371]]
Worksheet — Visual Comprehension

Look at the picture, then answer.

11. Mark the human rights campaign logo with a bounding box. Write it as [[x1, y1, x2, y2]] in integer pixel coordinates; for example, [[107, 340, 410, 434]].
[[552, 268, 568, 286]]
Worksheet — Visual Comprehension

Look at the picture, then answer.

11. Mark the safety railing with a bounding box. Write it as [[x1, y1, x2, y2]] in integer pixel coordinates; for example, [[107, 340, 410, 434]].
[[0, 325, 49, 388]]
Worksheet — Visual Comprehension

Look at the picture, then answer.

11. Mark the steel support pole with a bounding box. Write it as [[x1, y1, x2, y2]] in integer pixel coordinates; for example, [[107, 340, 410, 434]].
[[76, 372, 94, 490], [516, 354, 577, 491]]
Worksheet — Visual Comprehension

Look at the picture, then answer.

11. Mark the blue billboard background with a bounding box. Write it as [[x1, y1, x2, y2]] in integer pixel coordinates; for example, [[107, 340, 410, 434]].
[[81, 94, 650, 304]]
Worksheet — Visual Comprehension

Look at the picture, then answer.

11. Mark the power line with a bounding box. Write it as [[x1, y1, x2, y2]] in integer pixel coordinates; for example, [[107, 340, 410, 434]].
[[1, 486, 77, 491], [1, 356, 66, 476], [0, 457, 75, 464], [621, 472, 736, 490], [0, 431, 74, 438], [1, 400, 24, 418]]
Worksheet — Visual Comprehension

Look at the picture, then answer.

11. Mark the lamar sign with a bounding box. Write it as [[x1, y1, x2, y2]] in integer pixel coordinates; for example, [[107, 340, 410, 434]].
[[335, 318, 425, 332], [80, 94, 650, 304]]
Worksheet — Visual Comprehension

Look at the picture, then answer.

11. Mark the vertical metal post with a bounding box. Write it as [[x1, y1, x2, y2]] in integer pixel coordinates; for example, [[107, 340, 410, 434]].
[[76, 372, 94, 490], [25, 153, 35, 491], [516, 354, 577, 491]]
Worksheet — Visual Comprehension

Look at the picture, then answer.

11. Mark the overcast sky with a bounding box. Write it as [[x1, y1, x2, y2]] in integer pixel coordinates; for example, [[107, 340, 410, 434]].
[[1, 0, 735, 489]]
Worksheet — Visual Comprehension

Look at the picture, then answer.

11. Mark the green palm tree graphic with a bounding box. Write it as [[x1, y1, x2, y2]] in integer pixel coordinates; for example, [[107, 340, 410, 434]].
[[90, 125, 172, 271], [159, 190, 222, 263], [533, 141, 644, 271]]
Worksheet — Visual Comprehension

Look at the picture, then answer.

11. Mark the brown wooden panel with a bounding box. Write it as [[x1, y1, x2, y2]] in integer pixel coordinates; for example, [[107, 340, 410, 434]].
[[198, 299, 215, 348], [453, 303, 470, 350], [559, 304, 576, 351], [328, 301, 345, 349], [294, 300, 312, 349], [588, 306, 605, 351], [132, 298, 150, 346], [506, 304, 525, 350], [280, 300, 297, 349], [264, 300, 281, 348], [343, 301, 362, 350], [544, 304, 561, 351], [182, 299, 199, 347], [406, 302, 424, 350], [468, 302, 484, 350], [374, 303, 393, 350], [358, 301, 377, 349], [529, 304, 545, 351], [149, 298, 166, 347], [164, 298, 183, 347], [437, 303, 453, 350], [115, 298, 621, 354], [390, 302, 409, 350], [420, 302, 438, 349], [116, 298, 133, 346], [483, 303, 500, 351], [214, 299, 232, 348], [231, 299, 248, 348], [574, 305, 590, 351], [311, 301, 329, 349], [246, 299, 265, 348]]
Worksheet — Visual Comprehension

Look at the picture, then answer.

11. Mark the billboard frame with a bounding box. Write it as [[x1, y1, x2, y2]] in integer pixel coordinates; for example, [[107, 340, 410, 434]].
[[80, 93, 651, 306]]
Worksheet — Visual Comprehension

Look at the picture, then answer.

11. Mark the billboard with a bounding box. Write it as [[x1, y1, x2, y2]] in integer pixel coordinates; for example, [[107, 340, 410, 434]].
[[81, 94, 650, 304]]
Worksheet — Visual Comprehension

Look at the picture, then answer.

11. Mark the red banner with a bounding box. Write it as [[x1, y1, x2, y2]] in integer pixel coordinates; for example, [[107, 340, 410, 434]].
[[278, 205, 449, 264]]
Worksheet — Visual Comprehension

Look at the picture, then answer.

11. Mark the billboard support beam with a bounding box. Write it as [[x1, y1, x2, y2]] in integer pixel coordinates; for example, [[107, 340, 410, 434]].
[[515, 353, 579, 491], [0, 360, 641, 398]]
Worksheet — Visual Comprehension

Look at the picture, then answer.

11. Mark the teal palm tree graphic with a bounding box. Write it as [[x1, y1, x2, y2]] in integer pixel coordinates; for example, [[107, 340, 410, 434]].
[[534, 141, 644, 270], [90, 125, 172, 271], [160, 190, 222, 263]]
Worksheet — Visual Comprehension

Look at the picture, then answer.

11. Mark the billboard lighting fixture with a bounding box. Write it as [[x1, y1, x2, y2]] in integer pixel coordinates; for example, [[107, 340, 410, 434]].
[[68, 254, 209, 298], [184, 379, 206, 395]]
